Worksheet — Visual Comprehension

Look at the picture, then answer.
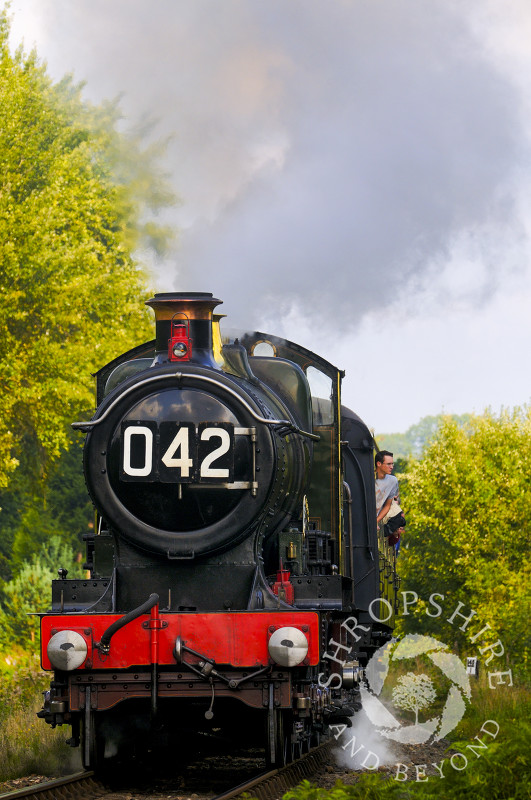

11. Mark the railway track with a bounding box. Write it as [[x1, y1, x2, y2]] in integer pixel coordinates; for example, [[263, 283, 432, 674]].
[[0, 740, 333, 800], [215, 740, 333, 800], [0, 772, 106, 800]]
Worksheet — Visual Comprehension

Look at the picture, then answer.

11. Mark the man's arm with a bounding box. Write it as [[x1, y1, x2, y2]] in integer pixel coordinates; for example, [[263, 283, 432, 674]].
[[377, 496, 393, 524]]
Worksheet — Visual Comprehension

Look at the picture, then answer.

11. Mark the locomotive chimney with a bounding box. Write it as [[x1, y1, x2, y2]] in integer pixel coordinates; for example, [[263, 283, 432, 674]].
[[146, 292, 223, 368]]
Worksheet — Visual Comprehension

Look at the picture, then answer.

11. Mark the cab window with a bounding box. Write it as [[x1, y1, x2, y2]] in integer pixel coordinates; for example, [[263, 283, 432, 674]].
[[306, 366, 333, 425]]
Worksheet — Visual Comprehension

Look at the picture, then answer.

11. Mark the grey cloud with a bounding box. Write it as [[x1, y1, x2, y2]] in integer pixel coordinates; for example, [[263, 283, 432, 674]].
[[170, 2, 525, 326], [14, 0, 529, 330]]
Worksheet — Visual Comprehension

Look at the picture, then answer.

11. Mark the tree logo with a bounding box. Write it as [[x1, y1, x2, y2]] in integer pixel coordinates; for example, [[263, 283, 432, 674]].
[[360, 634, 472, 744]]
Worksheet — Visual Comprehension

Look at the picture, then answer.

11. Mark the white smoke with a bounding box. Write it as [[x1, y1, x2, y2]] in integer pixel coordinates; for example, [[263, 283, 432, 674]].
[[9, 0, 531, 326], [332, 709, 397, 771], [9, 0, 531, 429]]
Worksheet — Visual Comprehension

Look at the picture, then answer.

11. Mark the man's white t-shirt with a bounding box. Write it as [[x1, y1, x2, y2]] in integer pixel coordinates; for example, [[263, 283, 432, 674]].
[[375, 474, 399, 515]]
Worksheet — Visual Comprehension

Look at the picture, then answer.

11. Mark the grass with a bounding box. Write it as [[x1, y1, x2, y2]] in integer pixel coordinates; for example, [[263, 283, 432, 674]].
[[0, 703, 73, 783], [448, 669, 527, 741], [0, 649, 80, 784]]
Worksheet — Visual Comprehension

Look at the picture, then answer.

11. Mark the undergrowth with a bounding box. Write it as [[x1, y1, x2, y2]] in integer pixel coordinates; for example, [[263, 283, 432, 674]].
[[448, 671, 527, 742], [0, 650, 78, 783]]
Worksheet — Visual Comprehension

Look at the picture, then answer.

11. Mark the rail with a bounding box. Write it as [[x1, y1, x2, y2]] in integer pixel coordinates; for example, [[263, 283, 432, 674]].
[[0, 771, 104, 800], [214, 739, 333, 800]]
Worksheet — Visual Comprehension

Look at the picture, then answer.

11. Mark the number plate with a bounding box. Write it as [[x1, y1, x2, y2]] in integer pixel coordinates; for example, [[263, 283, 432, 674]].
[[120, 422, 234, 483]]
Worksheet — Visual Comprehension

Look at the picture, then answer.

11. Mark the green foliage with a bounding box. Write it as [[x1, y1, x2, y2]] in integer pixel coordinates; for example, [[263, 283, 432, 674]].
[[434, 725, 531, 800], [397, 409, 531, 675], [0, 537, 84, 651], [450, 673, 528, 743], [0, 435, 93, 577], [0, 651, 47, 728], [0, 7, 176, 491], [0, 651, 71, 781]]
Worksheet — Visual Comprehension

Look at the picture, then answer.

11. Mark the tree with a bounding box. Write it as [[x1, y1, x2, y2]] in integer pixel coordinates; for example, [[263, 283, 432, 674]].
[[0, 434, 94, 577], [392, 673, 437, 724], [0, 537, 84, 651], [0, 8, 175, 492], [397, 409, 531, 674], [377, 413, 471, 459]]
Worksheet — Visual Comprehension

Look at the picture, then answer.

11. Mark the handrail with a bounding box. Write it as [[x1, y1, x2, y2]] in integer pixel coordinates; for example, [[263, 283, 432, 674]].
[[72, 371, 319, 441], [95, 593, 159, 654]]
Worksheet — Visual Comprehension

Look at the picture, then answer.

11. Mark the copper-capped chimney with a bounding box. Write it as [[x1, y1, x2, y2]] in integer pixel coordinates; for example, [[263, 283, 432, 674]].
[[145, 292, 223, 368]]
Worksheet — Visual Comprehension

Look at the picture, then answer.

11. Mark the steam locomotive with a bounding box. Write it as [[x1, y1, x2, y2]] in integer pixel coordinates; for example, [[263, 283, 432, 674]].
[[38, 292, 399, 770]]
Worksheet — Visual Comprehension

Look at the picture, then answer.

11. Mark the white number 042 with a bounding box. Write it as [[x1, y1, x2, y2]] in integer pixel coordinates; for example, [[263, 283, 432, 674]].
[[122, 425, 231, 479]]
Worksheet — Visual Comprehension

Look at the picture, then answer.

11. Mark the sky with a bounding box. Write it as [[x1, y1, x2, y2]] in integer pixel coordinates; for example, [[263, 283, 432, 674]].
[[8, 0, 531, 433]]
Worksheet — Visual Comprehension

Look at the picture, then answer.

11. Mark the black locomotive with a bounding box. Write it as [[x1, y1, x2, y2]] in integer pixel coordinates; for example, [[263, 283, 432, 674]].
[[38, 292, 399, 769]]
